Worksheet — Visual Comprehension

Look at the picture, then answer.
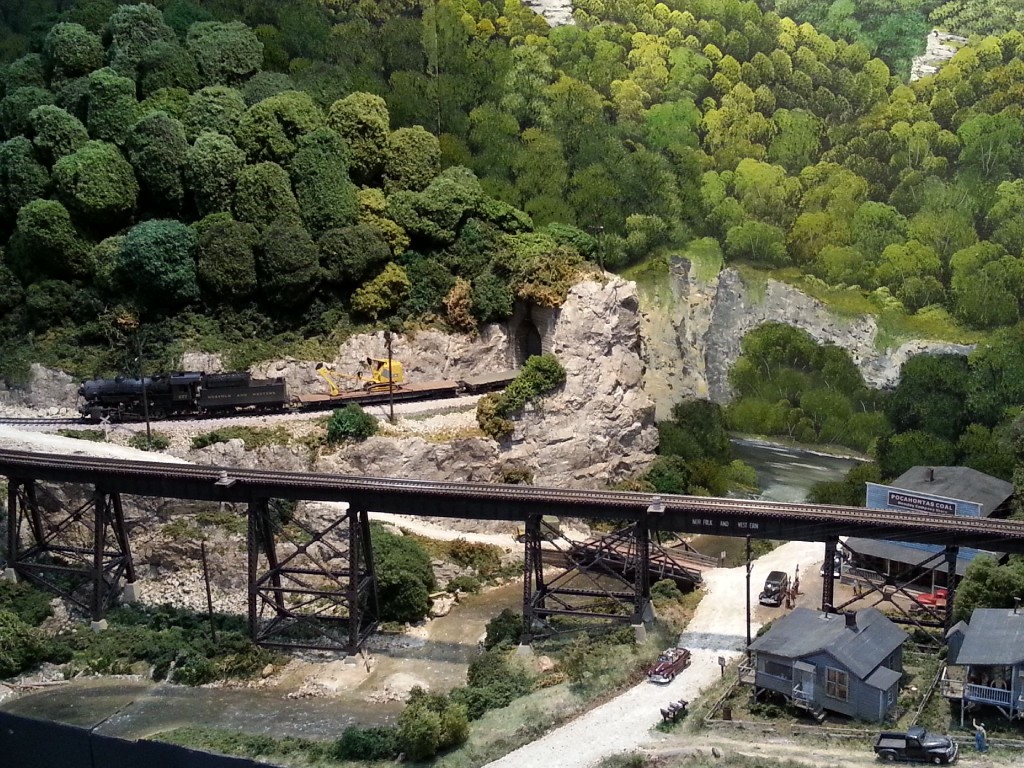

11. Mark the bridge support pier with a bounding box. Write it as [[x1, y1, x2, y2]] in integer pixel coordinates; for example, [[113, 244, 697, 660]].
[[3, 478, 134, 622], [248, 500, 378, 654]]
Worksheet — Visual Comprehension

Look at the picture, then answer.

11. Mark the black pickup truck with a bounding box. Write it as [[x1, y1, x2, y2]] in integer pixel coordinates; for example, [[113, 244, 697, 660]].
[[873, 726, 959, 764]]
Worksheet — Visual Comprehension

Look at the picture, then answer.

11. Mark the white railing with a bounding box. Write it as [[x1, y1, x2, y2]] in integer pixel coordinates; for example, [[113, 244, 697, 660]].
[[965, 683, 1013, 707]]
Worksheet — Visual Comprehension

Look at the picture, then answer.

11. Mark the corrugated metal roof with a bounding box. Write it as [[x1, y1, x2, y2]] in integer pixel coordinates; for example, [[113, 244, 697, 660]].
[[749, 607, 908, 680], [955, 609, 1024, 665], [893, 467, 1013, 517], [865, 665, 902, 691], [844, 537, 989, 576]]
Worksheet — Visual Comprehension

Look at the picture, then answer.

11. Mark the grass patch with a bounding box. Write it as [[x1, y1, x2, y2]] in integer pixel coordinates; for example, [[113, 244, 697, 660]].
[[55, 429, 105, 442], [687, 535, 777, 568], [127, 432, 170, 451], [156, 726, 330, 765], [191, 425, 292, 450]]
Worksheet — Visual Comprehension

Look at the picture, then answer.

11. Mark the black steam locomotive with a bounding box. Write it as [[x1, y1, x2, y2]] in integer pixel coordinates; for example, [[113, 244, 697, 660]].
[[78, 371, 290, 422]]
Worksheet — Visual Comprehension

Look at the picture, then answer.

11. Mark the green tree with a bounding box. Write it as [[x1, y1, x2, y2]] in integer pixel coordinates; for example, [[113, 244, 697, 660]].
[[327, 92, 390, 185], [127, 111, 188, 211], [53, 140, 138, 228], [351, 262, 411, 319], [5, 199, 91, 281], [185, 21, 263, 86], [875, 429, 956, 480], [104, 2, 176, 77], [724, 221, 788, 266], [182, 85, 247, 142], [115, 219, 200, 312], [235, 90, 325, 164], [193, 213, 258, 301], [319, 224, 390, 285], [26, 105, 88, 166], [137, 41, 200, 98], [326, 404, 378, 443], [42, 23, 104, 82], [384, 126, 441, 193], [232, 161, 300, 229], [1, 86, 55, 139], [256, 218, 321, 307], [242, 72, 295, 106], [371, 523, 435, 623], [886, 353, 972, 442], [953, 555, 1024, 622], [185, 131, 246, 217], [290, 128, 357, 236], [0, 136, 49, 226], [85, 68, 138, 146]]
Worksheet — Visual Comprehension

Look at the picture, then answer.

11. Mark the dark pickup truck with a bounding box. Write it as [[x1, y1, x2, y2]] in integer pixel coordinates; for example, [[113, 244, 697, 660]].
[[874, 726, 959, 764]]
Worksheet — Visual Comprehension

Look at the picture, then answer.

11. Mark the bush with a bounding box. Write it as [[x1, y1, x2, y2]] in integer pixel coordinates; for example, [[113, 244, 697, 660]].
[[0, 581, 53, 625], [484, 608, 522, 650], [0, 609, 52, 678], [397, 688, 469, 759], [326, 404, 378, 443], [127, 432, 170, 451], [446, 575, 481, 594], [476, 354, 566, 440], [331, 726, 399, 760], [371, 523, 435, 623], [448, 538, 502, 577]]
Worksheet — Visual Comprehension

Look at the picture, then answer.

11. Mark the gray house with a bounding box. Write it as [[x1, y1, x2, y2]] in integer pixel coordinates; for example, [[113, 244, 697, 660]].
[[941, 607, 1024, 721], [741, 607, 908, 722]]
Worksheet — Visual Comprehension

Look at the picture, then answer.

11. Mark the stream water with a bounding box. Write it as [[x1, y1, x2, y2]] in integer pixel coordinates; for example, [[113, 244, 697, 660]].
[[1, 438, 860, 740]]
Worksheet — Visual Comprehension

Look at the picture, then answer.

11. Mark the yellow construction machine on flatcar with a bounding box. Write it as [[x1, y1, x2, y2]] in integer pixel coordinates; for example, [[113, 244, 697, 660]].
[[315, 358, 405, 396]]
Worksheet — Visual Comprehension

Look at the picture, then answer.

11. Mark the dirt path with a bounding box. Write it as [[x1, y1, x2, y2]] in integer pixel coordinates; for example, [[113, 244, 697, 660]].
[[483, 540, 827, 768]]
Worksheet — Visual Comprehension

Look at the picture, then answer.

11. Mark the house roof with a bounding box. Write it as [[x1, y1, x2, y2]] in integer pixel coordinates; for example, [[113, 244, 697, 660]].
[[955, 609, 1024, 666], [749, 607, 908, 680], [891, 467, 1013, 517], [865, 665, 902, 691], [844, 537, 990, 576]]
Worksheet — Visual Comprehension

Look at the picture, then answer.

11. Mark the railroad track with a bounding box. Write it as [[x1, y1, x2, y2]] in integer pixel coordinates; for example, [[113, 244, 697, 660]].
[[3, 449, 1024, 549], [0, 417, 85, 428]]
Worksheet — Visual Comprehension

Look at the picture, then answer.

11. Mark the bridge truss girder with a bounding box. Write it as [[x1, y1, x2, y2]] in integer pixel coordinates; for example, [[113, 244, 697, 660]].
[[4, 478, 135, 622], [827, 539, 958, 641], [247, 500, 379, 654]]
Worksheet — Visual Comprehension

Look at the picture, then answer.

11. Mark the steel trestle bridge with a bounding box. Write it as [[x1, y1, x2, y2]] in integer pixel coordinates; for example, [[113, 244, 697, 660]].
[[3, 449, 1023, 652]]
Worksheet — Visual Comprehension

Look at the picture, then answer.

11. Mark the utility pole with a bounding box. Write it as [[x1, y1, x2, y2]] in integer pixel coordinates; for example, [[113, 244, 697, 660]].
[[136, 329, 151, 444], [384, 330, 395, 424], [745, 535, 752, 656]]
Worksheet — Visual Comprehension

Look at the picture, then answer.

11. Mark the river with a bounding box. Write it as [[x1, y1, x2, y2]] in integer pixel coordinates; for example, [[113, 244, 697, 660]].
[[1, 438, 860, 740]]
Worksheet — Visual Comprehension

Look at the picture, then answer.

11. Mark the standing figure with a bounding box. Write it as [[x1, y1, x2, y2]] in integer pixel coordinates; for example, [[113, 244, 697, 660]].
[[974, 718, 987, 753]]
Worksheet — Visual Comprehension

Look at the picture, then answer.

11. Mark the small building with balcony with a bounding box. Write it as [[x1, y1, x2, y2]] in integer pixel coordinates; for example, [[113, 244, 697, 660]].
[[741, 607, 908, 723], [941, 606, 1024, 722]]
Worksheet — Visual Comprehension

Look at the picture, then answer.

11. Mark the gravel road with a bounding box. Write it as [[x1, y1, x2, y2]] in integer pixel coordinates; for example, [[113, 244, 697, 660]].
[[483, 539, 827, 768]]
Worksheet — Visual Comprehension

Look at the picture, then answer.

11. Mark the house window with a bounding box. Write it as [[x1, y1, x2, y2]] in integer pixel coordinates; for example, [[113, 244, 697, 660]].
[[826, 667, 849, 701], [764, 660, 792, 680], [887, 688, 895, 707]]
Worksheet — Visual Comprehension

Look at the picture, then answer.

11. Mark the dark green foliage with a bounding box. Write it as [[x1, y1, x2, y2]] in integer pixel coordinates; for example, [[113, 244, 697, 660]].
[[807, 462, 881, 506], [0, 609, 53, 678], [876, 430, 956, 480], [483, 608, 522, 650], [182, 85, 246, 142], [140, 87, 190, 120], [185, 21, 263, 86], [397, 688, 469, 760], [319, 224, 390, 285], [85, 68, 137, 145], [127, 432, 170, 450], [127, 111, 188, 211], [645, 455, 694, 494], [470, 268, 513, 322], [542, 222, 597, 258], [385, 125, 441, 193], [449, 649, 533, 720], [0, 136, 50, 224], [24, 280, 99, 331], [256, 218, 320, 307], [448, 539, 503, 576], [1, 86, 55, 139], [3, 54, 46, 92], [389, 166, 485, 244], [659, 399, 732, 463], [194, 213, 258, 301], [53, 140, 138, 228], [116, 219, 199, 312], [232, 161, 299, 228], [477, 354, 566, 439], [104, 3, 176, 77], [242, 72, 295, 106], [401, 252, 456, 318], [327, 91, 390, 185], [290, 127, 357, 235], [184, 131, 246, 217], [370, 522, 435, 623], [0, 580, 53, 625], [27, 105, 88, 166], [235, 90, 324, 164], [6, 198, 90, 281], [137, 41, 200, 98], [330, 727, 400, 761], [886, 354, 972, 443], [953, 555, 1024, 623], [326, 404, 378, 443], [43, 23, 104, 82]]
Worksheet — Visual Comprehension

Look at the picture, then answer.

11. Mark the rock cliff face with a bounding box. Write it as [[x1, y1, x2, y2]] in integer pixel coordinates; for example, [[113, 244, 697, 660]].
[[316, 277, 658, 488], [651, 261, 975, 411]]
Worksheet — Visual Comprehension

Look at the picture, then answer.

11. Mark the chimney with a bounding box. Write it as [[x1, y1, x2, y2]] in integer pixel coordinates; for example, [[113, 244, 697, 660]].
[[845, 611, 858, 629], [926, 467, 934, 482]]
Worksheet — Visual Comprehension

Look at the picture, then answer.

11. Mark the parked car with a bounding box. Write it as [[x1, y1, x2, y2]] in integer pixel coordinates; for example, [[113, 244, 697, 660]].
[[873, 726, 958, 763], [647, 647, 691, 684], [513, 516, 561, 543], [912, 587, 948, 610], [759, 570, 790, 607], [820, 560, 842, 578]]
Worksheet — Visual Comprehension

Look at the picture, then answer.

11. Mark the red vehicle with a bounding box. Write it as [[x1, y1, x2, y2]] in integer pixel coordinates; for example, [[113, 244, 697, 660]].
[[647, 647, 691, 684], [912, 588, 948, 612]]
